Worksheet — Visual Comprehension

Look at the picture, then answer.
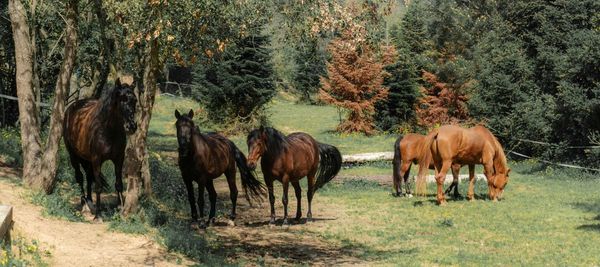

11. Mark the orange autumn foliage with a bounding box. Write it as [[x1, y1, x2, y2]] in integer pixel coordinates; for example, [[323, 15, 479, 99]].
[[319, 31, 392, 135], [415, 70, 471, 127]]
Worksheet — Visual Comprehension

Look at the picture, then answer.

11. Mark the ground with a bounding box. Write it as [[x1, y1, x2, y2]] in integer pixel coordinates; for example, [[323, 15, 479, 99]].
[[1, 96, 600, 266]]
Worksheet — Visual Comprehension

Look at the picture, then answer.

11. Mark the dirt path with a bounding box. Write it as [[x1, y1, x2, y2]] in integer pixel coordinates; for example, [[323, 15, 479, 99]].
[[0, 168, 190, 267]]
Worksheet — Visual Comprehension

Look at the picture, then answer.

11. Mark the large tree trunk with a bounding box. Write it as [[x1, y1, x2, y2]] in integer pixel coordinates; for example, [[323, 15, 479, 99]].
[[121, 38, 159, 216], [9, 0, 78, 193]]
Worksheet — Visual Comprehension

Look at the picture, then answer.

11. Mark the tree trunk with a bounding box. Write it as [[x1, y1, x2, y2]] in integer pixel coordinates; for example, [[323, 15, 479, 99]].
[[121, 38, 159, 216], [90, 0, 112, 98], [9, 0, 78, 193]]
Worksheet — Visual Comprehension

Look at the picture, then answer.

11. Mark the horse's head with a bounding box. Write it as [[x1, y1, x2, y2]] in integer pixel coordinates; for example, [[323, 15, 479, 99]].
[[489, 168, 510, 201], [114, 78, 138, 134], [246, 126, 267, 170], [175, 109, 195, 154]]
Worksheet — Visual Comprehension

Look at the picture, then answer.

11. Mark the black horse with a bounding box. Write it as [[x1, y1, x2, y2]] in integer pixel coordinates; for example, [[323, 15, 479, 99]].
[[63, 78, 138, 218], [175, 109, 265, 227]]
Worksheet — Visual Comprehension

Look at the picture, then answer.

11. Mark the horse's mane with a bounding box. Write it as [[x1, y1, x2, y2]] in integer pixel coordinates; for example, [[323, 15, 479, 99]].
[[94, 86, 119, 120], [248, 127, 288, 156], [491, 134, 508, 174]]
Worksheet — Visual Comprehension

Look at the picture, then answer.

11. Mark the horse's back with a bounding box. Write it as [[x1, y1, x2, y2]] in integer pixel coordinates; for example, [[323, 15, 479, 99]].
[[63, 99, 100, 159], [188, 132, 235, 178], [435, 125, 496, 164]]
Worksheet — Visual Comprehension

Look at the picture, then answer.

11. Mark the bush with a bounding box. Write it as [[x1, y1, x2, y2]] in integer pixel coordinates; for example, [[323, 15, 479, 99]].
[[0, 127, 22, 166]]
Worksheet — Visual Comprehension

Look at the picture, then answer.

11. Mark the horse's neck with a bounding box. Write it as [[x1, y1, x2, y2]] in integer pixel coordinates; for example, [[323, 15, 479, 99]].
[[264, 137, 287, 161], [98, 99, 124, 132], [492, 143, 508, 174]]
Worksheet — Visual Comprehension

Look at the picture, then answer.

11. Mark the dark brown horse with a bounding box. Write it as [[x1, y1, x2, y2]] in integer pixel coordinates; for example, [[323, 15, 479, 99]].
[[175, 109, 265, 227], [246, 127, 342, 225], [63, 78, 137, 218], [393, 133, 461, 198], [416, 125, 510, 205]]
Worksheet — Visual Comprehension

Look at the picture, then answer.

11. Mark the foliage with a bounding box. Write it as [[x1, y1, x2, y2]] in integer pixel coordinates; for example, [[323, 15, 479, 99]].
[[319, 29, 392, 135], [1, 236, 49, 267], [0, 127, 22, 166], [293, 39, 327, 103], [191, 31, 275, 132], [415, 70, 471, 128]]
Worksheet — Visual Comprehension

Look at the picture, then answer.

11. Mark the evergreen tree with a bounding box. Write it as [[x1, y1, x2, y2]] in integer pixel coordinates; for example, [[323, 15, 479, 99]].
[[293, 40, 326, 103], [193, 32, 276, 125], [319, 30, 390, 135]]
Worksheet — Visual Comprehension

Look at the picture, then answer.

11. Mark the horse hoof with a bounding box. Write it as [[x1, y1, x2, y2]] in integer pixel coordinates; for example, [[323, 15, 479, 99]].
[[282, 219, 289, 226], [226, 219, 236, 227], [93, 216, 103, 223], [406, 194, 413, 198], [438, 200, 447, 206]]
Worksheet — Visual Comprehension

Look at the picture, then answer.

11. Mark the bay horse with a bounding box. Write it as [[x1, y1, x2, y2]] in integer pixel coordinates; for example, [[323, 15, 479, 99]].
[[393, 133, 462, 198], [175, 109, 265, 227], [63, 78, 137, 218], [416, 125, 510, 205], [246, 126, 342, 225]]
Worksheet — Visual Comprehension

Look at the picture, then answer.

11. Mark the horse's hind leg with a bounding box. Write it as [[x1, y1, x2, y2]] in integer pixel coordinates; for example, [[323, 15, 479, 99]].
[[445, 164, 461, 198], [206, 179, 217, 226], [92, 163, 103, 221], [435, 161, 452, 205], [467, 164, 476, 201], [292, 181, 302, 221], [225, 168, 238, 221], [307, 171, 316, 222]]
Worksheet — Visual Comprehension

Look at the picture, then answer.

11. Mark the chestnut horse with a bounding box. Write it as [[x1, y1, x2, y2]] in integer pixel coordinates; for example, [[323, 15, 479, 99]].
[[416, 125, 510, 205], [246, 127, 342, 225], [393, 133, 461, 198], [63, 78, 137, 218], [175, 110, 265, 227]]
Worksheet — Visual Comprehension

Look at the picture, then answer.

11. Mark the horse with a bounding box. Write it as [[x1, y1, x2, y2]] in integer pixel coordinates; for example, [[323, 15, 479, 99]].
[[416, 125, 510, 205], [63, 78, 138, 218], [175, 109, 265, 227], [246, 126, 342, 225], [393, 133, 462, 198]]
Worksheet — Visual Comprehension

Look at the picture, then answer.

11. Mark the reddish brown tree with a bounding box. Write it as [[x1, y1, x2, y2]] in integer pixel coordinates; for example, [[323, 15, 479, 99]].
[[319, 30, 391, 135], [415, 70, 471, 128]]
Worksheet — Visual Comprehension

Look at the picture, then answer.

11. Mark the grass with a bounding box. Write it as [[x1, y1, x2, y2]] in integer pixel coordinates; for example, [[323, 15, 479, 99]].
[[5, 95, 600, 265], [314, 161, 600, 265]]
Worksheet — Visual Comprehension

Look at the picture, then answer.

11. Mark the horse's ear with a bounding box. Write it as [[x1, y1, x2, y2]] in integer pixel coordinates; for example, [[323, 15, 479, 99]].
[[507, 168, 511, 175], [115, 78, 122, 88], [188, 109, 194, 119], [175, 109, 181, 119]]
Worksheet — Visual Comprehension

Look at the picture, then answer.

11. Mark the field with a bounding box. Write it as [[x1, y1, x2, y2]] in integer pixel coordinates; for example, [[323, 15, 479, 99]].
[[2, 95, 600, 266]]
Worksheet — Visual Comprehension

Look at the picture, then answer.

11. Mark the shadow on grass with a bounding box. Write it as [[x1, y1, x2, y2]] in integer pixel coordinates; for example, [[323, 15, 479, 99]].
[[572, 201, 600, 233]]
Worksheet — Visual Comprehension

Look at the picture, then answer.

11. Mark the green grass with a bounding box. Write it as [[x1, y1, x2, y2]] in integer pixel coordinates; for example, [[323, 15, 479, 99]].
[[314, 162, 600, 266]]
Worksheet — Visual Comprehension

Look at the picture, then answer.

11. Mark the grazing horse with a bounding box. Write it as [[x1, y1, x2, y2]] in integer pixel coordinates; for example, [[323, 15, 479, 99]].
[[63, 78, 138, 218], [393, 134, 462, 197], [246, 126, 342, 225], [416, 125, 510, 205], [175, 109, 265, 227]]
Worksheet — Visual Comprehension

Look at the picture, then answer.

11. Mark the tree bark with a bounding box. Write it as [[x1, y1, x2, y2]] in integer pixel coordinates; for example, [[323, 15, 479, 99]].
[[9, 0, 78, 193], [91, 0, 112, 98], [121, 38, 159, 216]]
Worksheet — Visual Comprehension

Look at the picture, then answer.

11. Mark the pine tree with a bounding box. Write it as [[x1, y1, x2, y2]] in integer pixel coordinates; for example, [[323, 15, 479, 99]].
[[319, 30, 389, 135], [293, 40, 326, 103], [193, 32, 275, 125]]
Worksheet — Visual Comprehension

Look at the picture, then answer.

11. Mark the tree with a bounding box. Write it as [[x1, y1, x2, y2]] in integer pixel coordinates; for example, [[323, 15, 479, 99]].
[[415, 70, 470, 128], [9, 0, 78, 193], [319, 29, 390, 135], [192, 31, 276, 129], [293, 39, 326, 103]]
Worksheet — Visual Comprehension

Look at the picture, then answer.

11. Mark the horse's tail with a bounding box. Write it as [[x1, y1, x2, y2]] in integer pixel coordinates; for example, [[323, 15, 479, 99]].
[[415, 129, 438, 196], [231, 143, 265, 204], [315, 142, 342, 191], [392, 135, 403, 194]]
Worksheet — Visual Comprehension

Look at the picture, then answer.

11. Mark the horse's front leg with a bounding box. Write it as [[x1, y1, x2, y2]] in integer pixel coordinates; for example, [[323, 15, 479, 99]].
[[281, 176, 290, 225], [265, 174, 276, 225], [291, 181, 302, 221], [92, 162, 103, 221], [205, 179, 217, 226], [113, 158, 125, 208], [184, 179, 198, 224]]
